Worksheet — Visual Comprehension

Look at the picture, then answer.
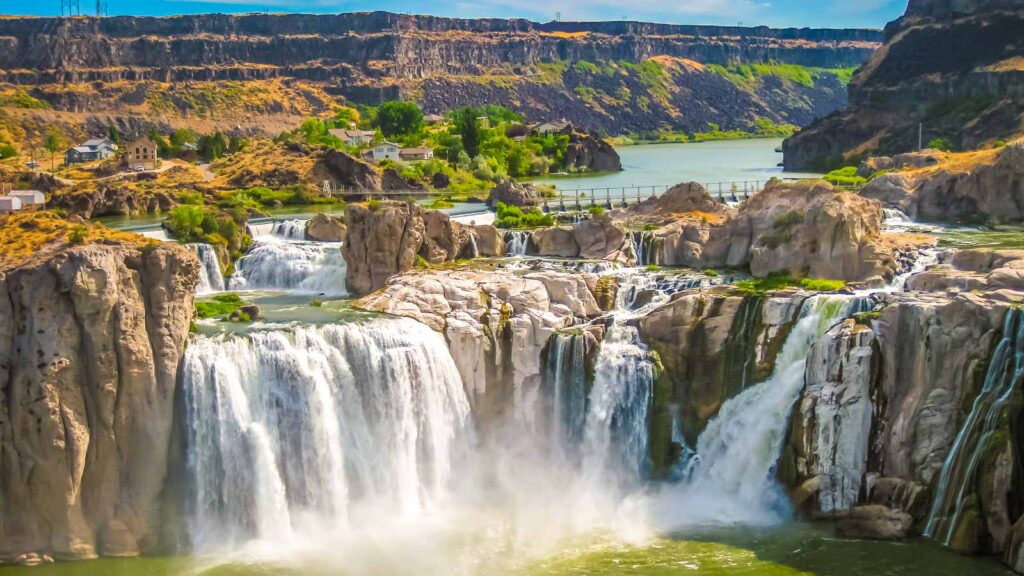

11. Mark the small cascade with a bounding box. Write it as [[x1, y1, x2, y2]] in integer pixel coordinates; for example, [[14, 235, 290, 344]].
[[882, 208, 942, 233], [543, 331, 590, 462], [656, 295, 866, 526], [890, 246, 941, 292], [925, 309, 1024, 545], [181, 318, 473, 550], [228, 236, 348, 295], [465, 232, 479, 259], [504, 230, 531, 257], [188, 243, 225, 294], [271, 219, 308, 240], [626, 231, 660, 267]]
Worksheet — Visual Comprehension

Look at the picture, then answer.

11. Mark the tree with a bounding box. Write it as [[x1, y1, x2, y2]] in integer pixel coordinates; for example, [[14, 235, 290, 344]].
[[927, 137, 954, 152], [197, 132, 228, 162], [107, 124, 121, 144], [374, 101, 423, 138], [43, 128, 62, 171], [454, 107, 482, 158]]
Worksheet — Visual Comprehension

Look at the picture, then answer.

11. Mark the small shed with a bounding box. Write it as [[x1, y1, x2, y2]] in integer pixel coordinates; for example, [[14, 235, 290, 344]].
[[9, 190, 45, 206], [0, 196, 23, 213]]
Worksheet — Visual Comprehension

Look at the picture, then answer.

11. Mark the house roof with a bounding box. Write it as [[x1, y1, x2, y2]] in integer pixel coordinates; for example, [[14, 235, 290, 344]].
[[377, 141, 401, 148], [82, 138, 113, 147], [400, 147, 433, 155], [70, 146, 93, 154], [423, 114, 445, 122], [329, 129, 375, 140], [126, 138, 156, 147]]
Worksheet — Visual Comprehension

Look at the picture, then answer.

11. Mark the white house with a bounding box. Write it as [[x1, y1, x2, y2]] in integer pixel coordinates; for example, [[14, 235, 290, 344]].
[[370, 142, 401, 162], [0, 196, 23, 213], [329, 129, 377, 148], [9, 190, 45, 207]]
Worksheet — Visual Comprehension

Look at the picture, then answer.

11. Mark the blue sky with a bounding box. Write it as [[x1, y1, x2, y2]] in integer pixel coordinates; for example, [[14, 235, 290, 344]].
[[2, 0, 908, 29]]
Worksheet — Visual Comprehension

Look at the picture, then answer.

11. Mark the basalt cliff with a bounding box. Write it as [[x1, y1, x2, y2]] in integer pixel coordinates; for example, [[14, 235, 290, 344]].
[[0, 13, 881, 138], [784, 0, 1024, 170]]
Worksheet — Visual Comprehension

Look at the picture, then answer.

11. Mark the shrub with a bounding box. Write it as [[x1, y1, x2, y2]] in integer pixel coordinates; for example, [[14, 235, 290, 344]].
[[824, 166, 867, 187], [195, 293, 245, 319], [494, 202, 554, 229], [799, 278, 845, 292], [928, 138, 954, 152], [309, 300, 323, 308], [367, 199, 382, 212], [589, 206, 605, 217], [165, 205, 206, 242], [67, 225, 88, 245], [702, 269, 719, 277]]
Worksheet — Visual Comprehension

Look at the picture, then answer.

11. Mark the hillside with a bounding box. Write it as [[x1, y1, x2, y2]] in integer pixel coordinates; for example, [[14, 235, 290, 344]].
[[784, 0, 1024, 170], [0, 12, 882, 141]]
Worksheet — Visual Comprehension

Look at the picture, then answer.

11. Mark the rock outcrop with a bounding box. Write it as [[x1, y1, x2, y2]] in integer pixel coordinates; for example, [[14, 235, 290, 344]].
[[860, 141, 1024, 223], [783, 1, 1024, 170], [342, 201, 498, 295], [357, 269, 603, 419], [487, 181, 542, 208], [618, 180, 903, 282], [527, 213, 629, 261], [305, 213, 347, 242], [564, 132, 623, 172], [0, 243, 199, 561]]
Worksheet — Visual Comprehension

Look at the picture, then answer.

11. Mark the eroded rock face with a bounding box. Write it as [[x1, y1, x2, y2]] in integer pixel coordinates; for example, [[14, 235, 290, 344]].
[[564, 131, 622, 172], [783, 319, 877, 517], [356, 269, 601, 420], [0, 243, 199, 561], [527, 215, 630, 261], [343, 201, 493, 295], [638, 291, 805, 447]]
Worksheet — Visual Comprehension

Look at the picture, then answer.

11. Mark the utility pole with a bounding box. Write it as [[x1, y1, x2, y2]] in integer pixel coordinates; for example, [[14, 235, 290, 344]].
[[918, 122, 923, 151], [555, 11, 561, 22]]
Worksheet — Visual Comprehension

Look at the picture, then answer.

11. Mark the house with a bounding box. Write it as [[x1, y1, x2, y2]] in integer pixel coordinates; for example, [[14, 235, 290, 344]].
[[423, 114, 445, 125], [399, 147, 434, 162], [370, 142, 401, 162], [123, 138, 158, 171], [328, 129, 377, 148], [0, 196, 22, 213], [9, 190, 45, 209], [535, 119, 574, 136], [64, 138, 117, 165]]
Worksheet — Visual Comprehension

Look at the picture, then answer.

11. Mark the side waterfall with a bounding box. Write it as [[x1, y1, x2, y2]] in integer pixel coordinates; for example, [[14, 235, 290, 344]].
[[505, 230, 531, 256], [272, 219, 308, 240], [181, 317, 473, 550], [626, 231, 660, 267], [188, 243, 225, 294], [655, 295, 865, 526], [925, 309, 1024, 544], [543, 332, 589, 461], [228, 235, 348, 294]]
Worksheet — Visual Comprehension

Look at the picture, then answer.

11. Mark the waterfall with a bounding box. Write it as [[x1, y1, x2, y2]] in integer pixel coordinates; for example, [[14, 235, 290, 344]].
[[272, 219, 308, 240], [228, 236, 348, 295], [543, 331, 590, 462], [188, 243, 225, 294], [181, 317, 473, 550], [654, 295, 865, 527], [504, 230, 531, 257], [465, 233, 479, 259], [882, 208, 942, 233], [925, 309, 1024, 545], [626, 231, 659, 267]]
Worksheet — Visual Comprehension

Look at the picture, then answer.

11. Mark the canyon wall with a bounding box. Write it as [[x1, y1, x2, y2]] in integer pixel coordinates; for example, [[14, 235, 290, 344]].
[[0, 243, 198, 560], [784, 0, 1024, 169]]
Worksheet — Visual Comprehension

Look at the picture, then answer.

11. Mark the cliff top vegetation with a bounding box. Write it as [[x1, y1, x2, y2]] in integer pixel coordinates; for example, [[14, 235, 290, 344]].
[[0, 211, 152, 270]]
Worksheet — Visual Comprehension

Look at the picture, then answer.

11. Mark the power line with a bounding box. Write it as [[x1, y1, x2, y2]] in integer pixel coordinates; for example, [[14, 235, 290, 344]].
[[59, 0, 80, 16]]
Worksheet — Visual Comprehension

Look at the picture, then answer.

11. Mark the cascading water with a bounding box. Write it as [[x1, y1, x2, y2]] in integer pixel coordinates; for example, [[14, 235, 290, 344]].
[[228, 235, 348, 294], [653, 295, 866, 527], [925, 309, 1024, 544], [626, 231, 660, 267], [543, 331, 590, 462], [271, 219, 308, 240], [181, 317, 473, 550], [505, 230, 531, 257], [188, 243, 225, 294]]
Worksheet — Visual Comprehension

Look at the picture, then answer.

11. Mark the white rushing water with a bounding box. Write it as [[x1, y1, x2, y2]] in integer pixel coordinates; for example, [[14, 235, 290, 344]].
[[651, 295, 864, 527], [182, 318, 473, 551], [228, 235, 348, 295], [504, 230, 531, 257], [188, 243, 226, 294], [271, 219, 308, 240]]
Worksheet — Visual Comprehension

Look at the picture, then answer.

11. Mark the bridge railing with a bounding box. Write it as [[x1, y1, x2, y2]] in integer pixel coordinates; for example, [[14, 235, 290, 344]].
[[540, 180, 771, 212]]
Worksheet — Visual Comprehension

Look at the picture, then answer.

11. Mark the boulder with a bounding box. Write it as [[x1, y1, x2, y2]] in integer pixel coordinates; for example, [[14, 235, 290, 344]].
[[321, 149, 381, 190], [432, 171, 451, 189], [564, 131, 622, 172], [573, 214, 627, 260], [472, 225, 506, 257], [382, 168, 426, 191], [532, 226, 579, 257], [305, 213, 346, 242], [836, 506, 914, 540], [487, 180, 541, 208]]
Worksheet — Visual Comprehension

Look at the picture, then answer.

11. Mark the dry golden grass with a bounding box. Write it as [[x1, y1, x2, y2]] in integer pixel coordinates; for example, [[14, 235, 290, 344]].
[[540, 31, 590, 39], [210, 139, 320, 189], [902, 147, 1002, 178], [0, 211, 153, 270]]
